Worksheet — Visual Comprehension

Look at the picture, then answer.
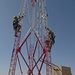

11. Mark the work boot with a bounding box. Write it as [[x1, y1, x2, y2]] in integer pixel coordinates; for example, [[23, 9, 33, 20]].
[[14, 31, 18, 37]]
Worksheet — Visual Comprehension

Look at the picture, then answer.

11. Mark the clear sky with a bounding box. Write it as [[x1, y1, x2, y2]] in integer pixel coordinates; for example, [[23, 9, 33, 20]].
[[0, 0, 75, 75]]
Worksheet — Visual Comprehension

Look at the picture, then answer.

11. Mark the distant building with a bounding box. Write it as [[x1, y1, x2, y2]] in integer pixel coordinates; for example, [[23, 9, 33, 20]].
[[52, 66, 72, 75]]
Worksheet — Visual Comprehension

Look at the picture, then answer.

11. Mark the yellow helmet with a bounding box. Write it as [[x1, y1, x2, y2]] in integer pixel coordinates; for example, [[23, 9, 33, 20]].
[[14, 16, 17, 19]]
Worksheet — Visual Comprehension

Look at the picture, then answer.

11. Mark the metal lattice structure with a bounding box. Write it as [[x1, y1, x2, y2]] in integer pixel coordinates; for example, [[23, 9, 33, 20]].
[[8, 0, 54, 75]]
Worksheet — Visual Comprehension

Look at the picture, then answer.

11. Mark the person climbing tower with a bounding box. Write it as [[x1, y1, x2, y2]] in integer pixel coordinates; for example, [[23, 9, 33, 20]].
[[13, 15, 24, 36], [45, 27, 55, 45]]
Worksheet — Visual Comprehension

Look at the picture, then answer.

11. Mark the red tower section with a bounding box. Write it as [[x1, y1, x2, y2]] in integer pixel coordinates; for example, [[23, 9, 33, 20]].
[[8, 0, 55, 75]]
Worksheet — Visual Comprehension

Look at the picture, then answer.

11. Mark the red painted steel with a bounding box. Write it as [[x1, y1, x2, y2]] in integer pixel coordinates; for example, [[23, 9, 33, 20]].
[[8, 0, 53, 75]]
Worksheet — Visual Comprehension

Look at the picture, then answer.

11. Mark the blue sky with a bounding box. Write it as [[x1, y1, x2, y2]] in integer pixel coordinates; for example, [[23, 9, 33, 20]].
[[0, 0, 75, 75]]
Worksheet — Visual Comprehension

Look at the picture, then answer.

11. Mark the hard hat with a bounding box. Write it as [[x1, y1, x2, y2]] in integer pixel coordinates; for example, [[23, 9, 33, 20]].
[[14, 16, 17, 19]]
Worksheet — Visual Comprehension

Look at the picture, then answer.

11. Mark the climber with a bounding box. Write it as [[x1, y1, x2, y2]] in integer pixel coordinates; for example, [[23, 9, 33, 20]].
[[45, 27, 55, 45], [13, 15, 24, 36]]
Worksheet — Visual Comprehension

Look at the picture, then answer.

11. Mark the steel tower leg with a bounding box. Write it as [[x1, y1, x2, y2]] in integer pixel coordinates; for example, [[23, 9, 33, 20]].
[[8, 32, 21, 75]]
